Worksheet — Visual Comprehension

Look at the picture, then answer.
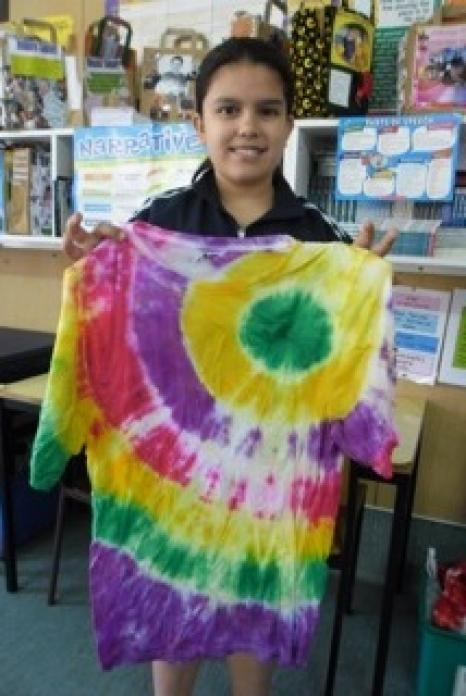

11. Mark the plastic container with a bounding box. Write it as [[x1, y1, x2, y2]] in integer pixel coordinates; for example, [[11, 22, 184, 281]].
[[417, 572, 466, 696]]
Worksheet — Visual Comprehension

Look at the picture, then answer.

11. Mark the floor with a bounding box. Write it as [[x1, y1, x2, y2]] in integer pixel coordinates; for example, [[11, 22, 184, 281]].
[[0, 505, 421, 696]]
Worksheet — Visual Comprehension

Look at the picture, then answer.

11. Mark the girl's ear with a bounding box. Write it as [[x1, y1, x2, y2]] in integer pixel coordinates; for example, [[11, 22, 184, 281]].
[[193, 113, 206, 143]]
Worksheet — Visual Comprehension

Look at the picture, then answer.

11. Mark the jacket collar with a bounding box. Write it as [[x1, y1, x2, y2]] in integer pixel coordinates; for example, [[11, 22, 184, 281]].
[[192, 167, 305, 224]]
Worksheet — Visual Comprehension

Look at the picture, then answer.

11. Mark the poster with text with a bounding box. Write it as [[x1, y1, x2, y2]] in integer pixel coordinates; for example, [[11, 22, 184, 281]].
[[439, 289, 466, 387], [393, 286, 450, 384], [335, 114, 461, 202], [375, 0, 438, 28], [74, 123, 206, 230]]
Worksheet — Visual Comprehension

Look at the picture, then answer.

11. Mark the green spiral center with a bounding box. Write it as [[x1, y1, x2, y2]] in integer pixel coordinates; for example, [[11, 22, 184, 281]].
[[239, 290, 332, 373]]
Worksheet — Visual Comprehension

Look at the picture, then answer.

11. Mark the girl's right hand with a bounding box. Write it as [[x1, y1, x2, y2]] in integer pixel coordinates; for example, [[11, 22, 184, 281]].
[[63, 212, 124, 261]]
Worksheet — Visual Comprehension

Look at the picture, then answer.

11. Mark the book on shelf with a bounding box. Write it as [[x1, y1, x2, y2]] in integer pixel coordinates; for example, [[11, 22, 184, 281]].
[[54, 176, 73, 236], [307, 164, 466, 258], [0, 149, 5, 232], [30, 146, 52, 236], [0, 143, 54, 236], [8, 146, 31, 235]]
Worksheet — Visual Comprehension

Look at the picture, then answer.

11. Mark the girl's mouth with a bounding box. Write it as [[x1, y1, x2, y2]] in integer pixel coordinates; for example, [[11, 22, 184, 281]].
[[228, 146, 267, 157]]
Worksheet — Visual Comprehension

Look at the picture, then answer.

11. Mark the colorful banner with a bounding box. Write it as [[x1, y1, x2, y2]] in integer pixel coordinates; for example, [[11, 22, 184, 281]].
[[74, 123, 206, 230], [336, 114, 461, 202]]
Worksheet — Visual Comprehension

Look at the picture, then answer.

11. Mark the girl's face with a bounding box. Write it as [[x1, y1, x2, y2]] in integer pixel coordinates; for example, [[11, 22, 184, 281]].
[[195, 61, 293, 191]]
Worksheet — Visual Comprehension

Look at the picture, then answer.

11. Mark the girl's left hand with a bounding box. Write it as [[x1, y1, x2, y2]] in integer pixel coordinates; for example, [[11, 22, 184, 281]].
[[353, 221, 398, 257]]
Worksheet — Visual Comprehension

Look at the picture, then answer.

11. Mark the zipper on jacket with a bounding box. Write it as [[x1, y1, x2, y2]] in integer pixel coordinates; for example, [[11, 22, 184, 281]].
[[237, 228, 246, 238]]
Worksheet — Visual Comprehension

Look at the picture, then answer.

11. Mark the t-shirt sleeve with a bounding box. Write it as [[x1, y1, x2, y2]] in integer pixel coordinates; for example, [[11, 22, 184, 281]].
[[30, 264, 90, 491], [330, 275, 398, 479]]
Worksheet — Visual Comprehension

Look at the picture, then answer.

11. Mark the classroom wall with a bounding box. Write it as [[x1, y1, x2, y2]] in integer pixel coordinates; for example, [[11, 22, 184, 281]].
[[119, 0, 270, 55], [0, 249, 67, 331]]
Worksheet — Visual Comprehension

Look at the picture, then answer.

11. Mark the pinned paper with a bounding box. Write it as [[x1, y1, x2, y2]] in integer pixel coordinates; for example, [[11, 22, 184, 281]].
[[439, 289, 466, 387], [336, 114, 461, 202]]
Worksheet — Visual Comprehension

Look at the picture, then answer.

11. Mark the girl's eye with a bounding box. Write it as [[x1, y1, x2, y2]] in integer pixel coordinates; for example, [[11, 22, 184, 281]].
[[260, 107, 280, 117], [217, 104, 238, 116]]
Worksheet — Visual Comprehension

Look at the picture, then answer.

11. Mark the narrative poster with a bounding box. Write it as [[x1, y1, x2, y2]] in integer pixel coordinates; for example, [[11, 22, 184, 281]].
[[393, 286, 450, 384], [439, 289, 466, 387], [335, 114, 461, 202], [74, 123, 205, 230]]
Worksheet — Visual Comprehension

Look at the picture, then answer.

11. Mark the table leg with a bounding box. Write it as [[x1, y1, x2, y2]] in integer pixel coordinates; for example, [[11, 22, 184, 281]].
[[371, 476, 410, 696], [0, 403, 18, 592], [345, 480, 366, 614], [324, 463, 361, 696], [397, 437, 422, 593]]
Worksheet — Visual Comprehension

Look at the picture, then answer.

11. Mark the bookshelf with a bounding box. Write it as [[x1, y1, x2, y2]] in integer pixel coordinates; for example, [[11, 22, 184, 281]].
[[0, 128, 73, 251], [283, 117, 466, 276], [2, 120, 466, 273]]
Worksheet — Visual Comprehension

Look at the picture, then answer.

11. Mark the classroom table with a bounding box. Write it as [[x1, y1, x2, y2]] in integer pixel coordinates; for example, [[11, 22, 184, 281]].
[[0, 328, 54, 592], [0, 374, 49, 592], [0, 327, 53, 383]]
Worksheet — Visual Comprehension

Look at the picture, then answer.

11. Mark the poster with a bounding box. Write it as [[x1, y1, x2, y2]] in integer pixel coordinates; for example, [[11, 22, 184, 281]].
[[336, 114, 461, 202], [411, 24, 466, 112], [330, 9, 374, 73], [375, 0, 438, 29], [74, 123, 206, 230], [393, 286, 450, 384], [370, 0, 440, 113], [369, 27, 407, 113], [439, 289, 466, 387]]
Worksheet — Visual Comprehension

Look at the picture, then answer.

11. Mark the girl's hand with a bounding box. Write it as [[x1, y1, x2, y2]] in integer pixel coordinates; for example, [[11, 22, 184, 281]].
[[63, 213, 124, 261], [353, 221, 398, 257]]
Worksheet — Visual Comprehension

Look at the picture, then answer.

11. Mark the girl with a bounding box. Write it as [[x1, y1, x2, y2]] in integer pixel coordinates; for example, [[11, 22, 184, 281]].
[[63, 37, 396, 696]]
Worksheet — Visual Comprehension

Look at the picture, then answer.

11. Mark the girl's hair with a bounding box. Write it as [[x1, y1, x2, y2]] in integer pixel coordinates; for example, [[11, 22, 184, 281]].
[[195, 37, 294, 115], [192, 37, 294, 181]]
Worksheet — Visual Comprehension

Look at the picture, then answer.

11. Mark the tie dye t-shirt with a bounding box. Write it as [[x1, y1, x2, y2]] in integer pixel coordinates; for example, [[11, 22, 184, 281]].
[[30, 222, 397, 669]]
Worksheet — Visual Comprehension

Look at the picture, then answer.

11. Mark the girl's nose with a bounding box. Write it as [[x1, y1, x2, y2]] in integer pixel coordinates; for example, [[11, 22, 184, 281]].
[[237, 108, 259, 136]]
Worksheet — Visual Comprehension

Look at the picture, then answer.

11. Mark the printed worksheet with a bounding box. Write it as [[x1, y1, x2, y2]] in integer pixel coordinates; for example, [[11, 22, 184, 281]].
[[393, 286, 451, 384], [336, 114, 461, 202]]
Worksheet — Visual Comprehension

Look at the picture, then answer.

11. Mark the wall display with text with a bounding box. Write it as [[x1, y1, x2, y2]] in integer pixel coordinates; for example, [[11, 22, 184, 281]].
[[439, 289, 466, 387], [375, 0, 439, 28], [74, 123, 205, 231], [370, 0, 441, 113], [393, 286, 451, 384], [336, 114, 461, 201], [409, 23, 466, 113]]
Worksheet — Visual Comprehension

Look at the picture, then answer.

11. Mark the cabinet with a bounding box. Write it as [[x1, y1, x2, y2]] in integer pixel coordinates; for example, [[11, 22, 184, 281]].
[[283, 118, 466, 276], [0, 128, 73, 250]]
